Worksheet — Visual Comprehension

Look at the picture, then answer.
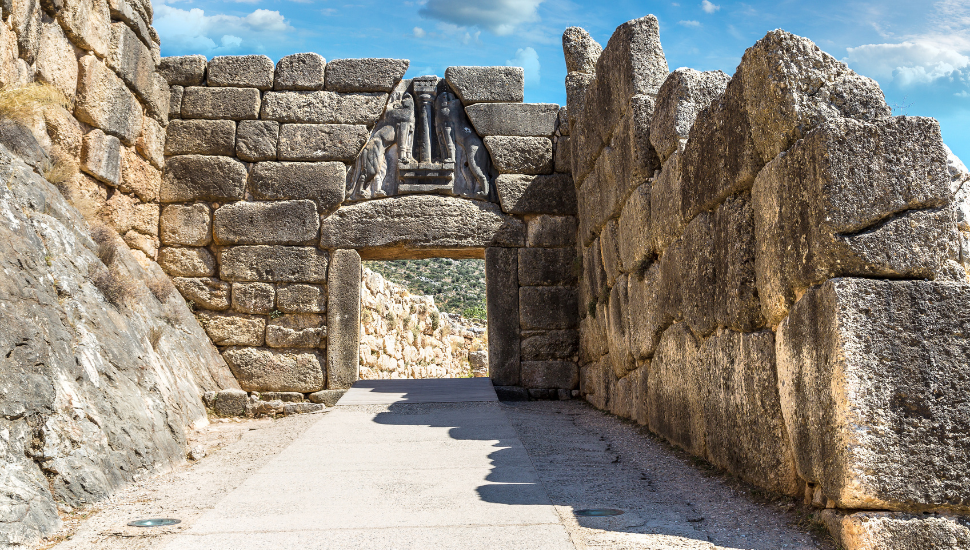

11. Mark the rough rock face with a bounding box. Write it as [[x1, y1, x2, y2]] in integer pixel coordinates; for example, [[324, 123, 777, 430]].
[[562, 27, 602, 74], [0, 145, 235, 548]]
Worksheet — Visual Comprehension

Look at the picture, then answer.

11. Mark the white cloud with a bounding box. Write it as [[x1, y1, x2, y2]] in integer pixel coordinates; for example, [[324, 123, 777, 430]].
[[845, 41, 970, 85], [413, 26, 426, 38], [507, 46, 540, 87], [701, 0, 719, 14], [419, 0, 544, 36], [678, 20, 700, 27], [155, 5, 294, 56]]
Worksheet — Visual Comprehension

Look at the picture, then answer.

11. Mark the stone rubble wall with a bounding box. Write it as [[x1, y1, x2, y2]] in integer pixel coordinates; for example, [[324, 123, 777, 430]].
[[568, 16, 970, 549]]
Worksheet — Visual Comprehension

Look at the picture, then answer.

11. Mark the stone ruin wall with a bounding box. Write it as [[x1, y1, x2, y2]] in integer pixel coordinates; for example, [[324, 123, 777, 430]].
[[157, 55, 582, 402], [567, 16, 970, 546]]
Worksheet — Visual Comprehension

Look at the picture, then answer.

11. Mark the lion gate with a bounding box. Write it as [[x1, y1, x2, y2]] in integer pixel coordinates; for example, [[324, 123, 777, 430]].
[[157, 55, 579, 400]]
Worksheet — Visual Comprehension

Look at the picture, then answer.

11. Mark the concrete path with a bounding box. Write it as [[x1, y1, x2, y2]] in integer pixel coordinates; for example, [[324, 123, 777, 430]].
[[163, 379, 574, 549]]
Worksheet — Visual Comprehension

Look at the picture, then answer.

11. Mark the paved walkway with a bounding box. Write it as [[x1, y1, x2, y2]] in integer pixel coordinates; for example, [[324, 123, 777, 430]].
[[163, 378, 575, 549]]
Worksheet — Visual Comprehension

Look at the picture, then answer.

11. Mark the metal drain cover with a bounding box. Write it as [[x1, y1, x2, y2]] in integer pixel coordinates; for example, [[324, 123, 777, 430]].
[[128, 518, 181, 527], [575, 508, 624, 517]]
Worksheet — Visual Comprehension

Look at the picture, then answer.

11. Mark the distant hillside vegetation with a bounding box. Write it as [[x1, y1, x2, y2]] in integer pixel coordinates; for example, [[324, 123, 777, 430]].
[[364, 259, 486, 320]]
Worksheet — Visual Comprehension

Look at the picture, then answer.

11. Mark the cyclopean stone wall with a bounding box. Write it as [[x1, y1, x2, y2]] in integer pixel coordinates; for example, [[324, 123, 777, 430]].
[[159, 55, 580, 400], [567, 16, 970, 549]]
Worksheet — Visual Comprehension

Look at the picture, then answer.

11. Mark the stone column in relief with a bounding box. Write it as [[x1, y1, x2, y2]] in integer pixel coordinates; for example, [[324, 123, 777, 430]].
[[327, 249, 362, 389], [486, 247, 521, 386]]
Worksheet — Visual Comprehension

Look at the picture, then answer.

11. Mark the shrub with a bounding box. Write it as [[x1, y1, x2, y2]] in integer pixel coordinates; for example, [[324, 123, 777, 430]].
[[88, 223, 119, 267], [90, 265, 136, 308], [39, 154, 76, 185], [147, 276, 176, 302]]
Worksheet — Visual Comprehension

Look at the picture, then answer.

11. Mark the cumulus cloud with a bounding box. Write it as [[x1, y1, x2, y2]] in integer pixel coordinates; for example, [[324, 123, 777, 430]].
[[507, 46, 540, 87], [419, 0, 544, 36], [155, 5, 294, 56], [678, 20, 700, 27], [413, 26, 426, 38], [846, 41, 970, 85], [701, 0, 719, 13]]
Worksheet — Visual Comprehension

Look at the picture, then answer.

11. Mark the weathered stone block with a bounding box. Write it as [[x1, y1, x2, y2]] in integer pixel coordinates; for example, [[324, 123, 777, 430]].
[[562, 26, 602, 74], [518, 247, 577, 286], [521, 330, 579, 361], [235, 120, 279, 162], [169, 85, 183, 120], [308, 389, 345, 406], [628, 254, 681, 360], [102, 192, 158, 236], [444, 66, 524, 105], [629, 94, 661, 186], [160, 155, 247, 202], [165, 119, 236, 156], [680, 212, 716, 339], [650, 68, 729, 162], [76, 55, 142, 145], [319, 195, 524, 256], [158, 246, 217, 277], [197, 311, 265, 346], [495, 173, 576, 215], [464, 103, 560, 137], [120, 145, 161, 202], [712, 192, 764, 332], [261, 91, 387, 125], [220, 246, 329, 283], [778, 278, 970, 512], [278, 123, 368, 161], [266, 314, 326, 348], [107, 23, 158, 119], [520, 286, 578, 330], [277, 284, 327, 314], [159, 55, 206, 86], [325, 58, 408, 92], [605, 274, 635, 377], [207, 55, 275, 90], [584, 113, 639, 233], [223, 347, 325, 393], [650, 148, 685, 253], [599, 219, 621, 288], [526, 215, 577, 248], [554, 135, 570, 174], [275, 52, 326, 91], [487, 247, 520, 386], [213, 388, 248, 416], [36, 21, 77, 99], [231, 282, 275, 314], [580, 238, 606, 316], [250, 161, 345, 212], [565, 72, 596, 182], [136, 116, 165, 169], [160, 204, 211, 246], [617, 182, 652, 273], [212, 200, 320, 245], [647, 322, 704, 456], [56, 0, 110, 58], [521, 361, 579, 390], [753, 117, 956, 326], [327, 249, 361, 389], [80, 129, 121, 186], [579, 312, 608, 364], [181, 87, 261, 120], [484, 136, 553, 175], [823, 511, 970, 550], [172, 277, 230, 310]]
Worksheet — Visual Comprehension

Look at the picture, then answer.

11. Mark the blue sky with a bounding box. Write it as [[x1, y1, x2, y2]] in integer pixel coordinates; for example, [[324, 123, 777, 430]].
[[154, 0, 970, 162]]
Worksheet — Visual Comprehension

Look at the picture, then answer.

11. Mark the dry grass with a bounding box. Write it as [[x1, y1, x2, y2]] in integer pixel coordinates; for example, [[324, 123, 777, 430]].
[[148, 325, 163, 350], [88, 223, 119, 267], [90, 265, 137, 308], [0, 83, 69, 125], [148, 276, 176, 303], [39, 154, 76, 185]]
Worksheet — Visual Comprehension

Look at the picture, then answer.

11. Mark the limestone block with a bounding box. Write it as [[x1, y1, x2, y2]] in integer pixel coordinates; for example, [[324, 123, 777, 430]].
[[464, 103, 560, 137], [136, 116, 165, 169], [207, 55, 275, 90], [261, 91, 387, 125], [777, 278, 970, 512], [107, 23, 157, 116], [605, 274, 635, 377], [275, 52, 326, 91], [680, 212, 716, 339], [10, 0, 40, 64], [119, 148, 160, 202], [266, 314, 327, 348], [753, 117, 956, 326], [740, 30, 891, 163], [486, 247, 520, 386], [75, 55, 142, 145], [250, 161, 345, 212], [557, 108, 569, 135], [554, 135, 570, 174], [517, 247, 577, 286], [324, 58, 408, 92], [327, 249, 361, 389], [159, 55, 206, 86], [526, 215, 577, 248], [278, 123, 368, 162], [565, 71, 595, 181], [617, 182, 652, 273], [521, 330, 578, 361], [823, 511, 970, 550], [107, 0, 154, 55], [235, 120, 279, 162], [562, 26, 602, 74], [102, 190, 157, 236], [650, 68, 729, 162], [628, 251, 682, 360], [223, 347, 325, 393], [59, 173, 108, 221], [576, 171, 602, 246], [36, 21, 77, 99], [599, 219, 621, 287], [157, 246, 217, 277], [444, 66, 523, 105], [181, 87, 261, 120], [578, 314, 607, 364], [0, 22, 19, 91], [169, 85, 183, 120], [165, 119, 236, 156], [484, 136, 553, 175], [231, 282, 275, 314], [520, 286, 578, 330], [647, 322, 704, 456], [581, 238, 606, 314], [587, 114, 639, 232], [56, 0, 110, 58], [650, 148, 684, 254], [308, 389, 345, 406], [212, 200, 320, 245], [629, 94, 661, 186], [123, 231, 158, 258], [681, 74, 761, 220], [80, 129, 121, 186], [160, 155, 247, 203], [712, 192, 764, 332], [495, 173, 576, 215], [700, 329, 800, 495], [212, 388, 248, 416], [172, 277, 230, 310], [521, 361, 579, 390], [277, 284, 326, 314], [220, 246, 329, 283], [319, 195, 524, 256]]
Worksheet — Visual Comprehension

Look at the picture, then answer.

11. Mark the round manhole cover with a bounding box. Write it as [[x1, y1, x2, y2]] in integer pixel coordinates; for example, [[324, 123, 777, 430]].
[[128, 518, 181, 527], [575, 508, 624, 517]]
